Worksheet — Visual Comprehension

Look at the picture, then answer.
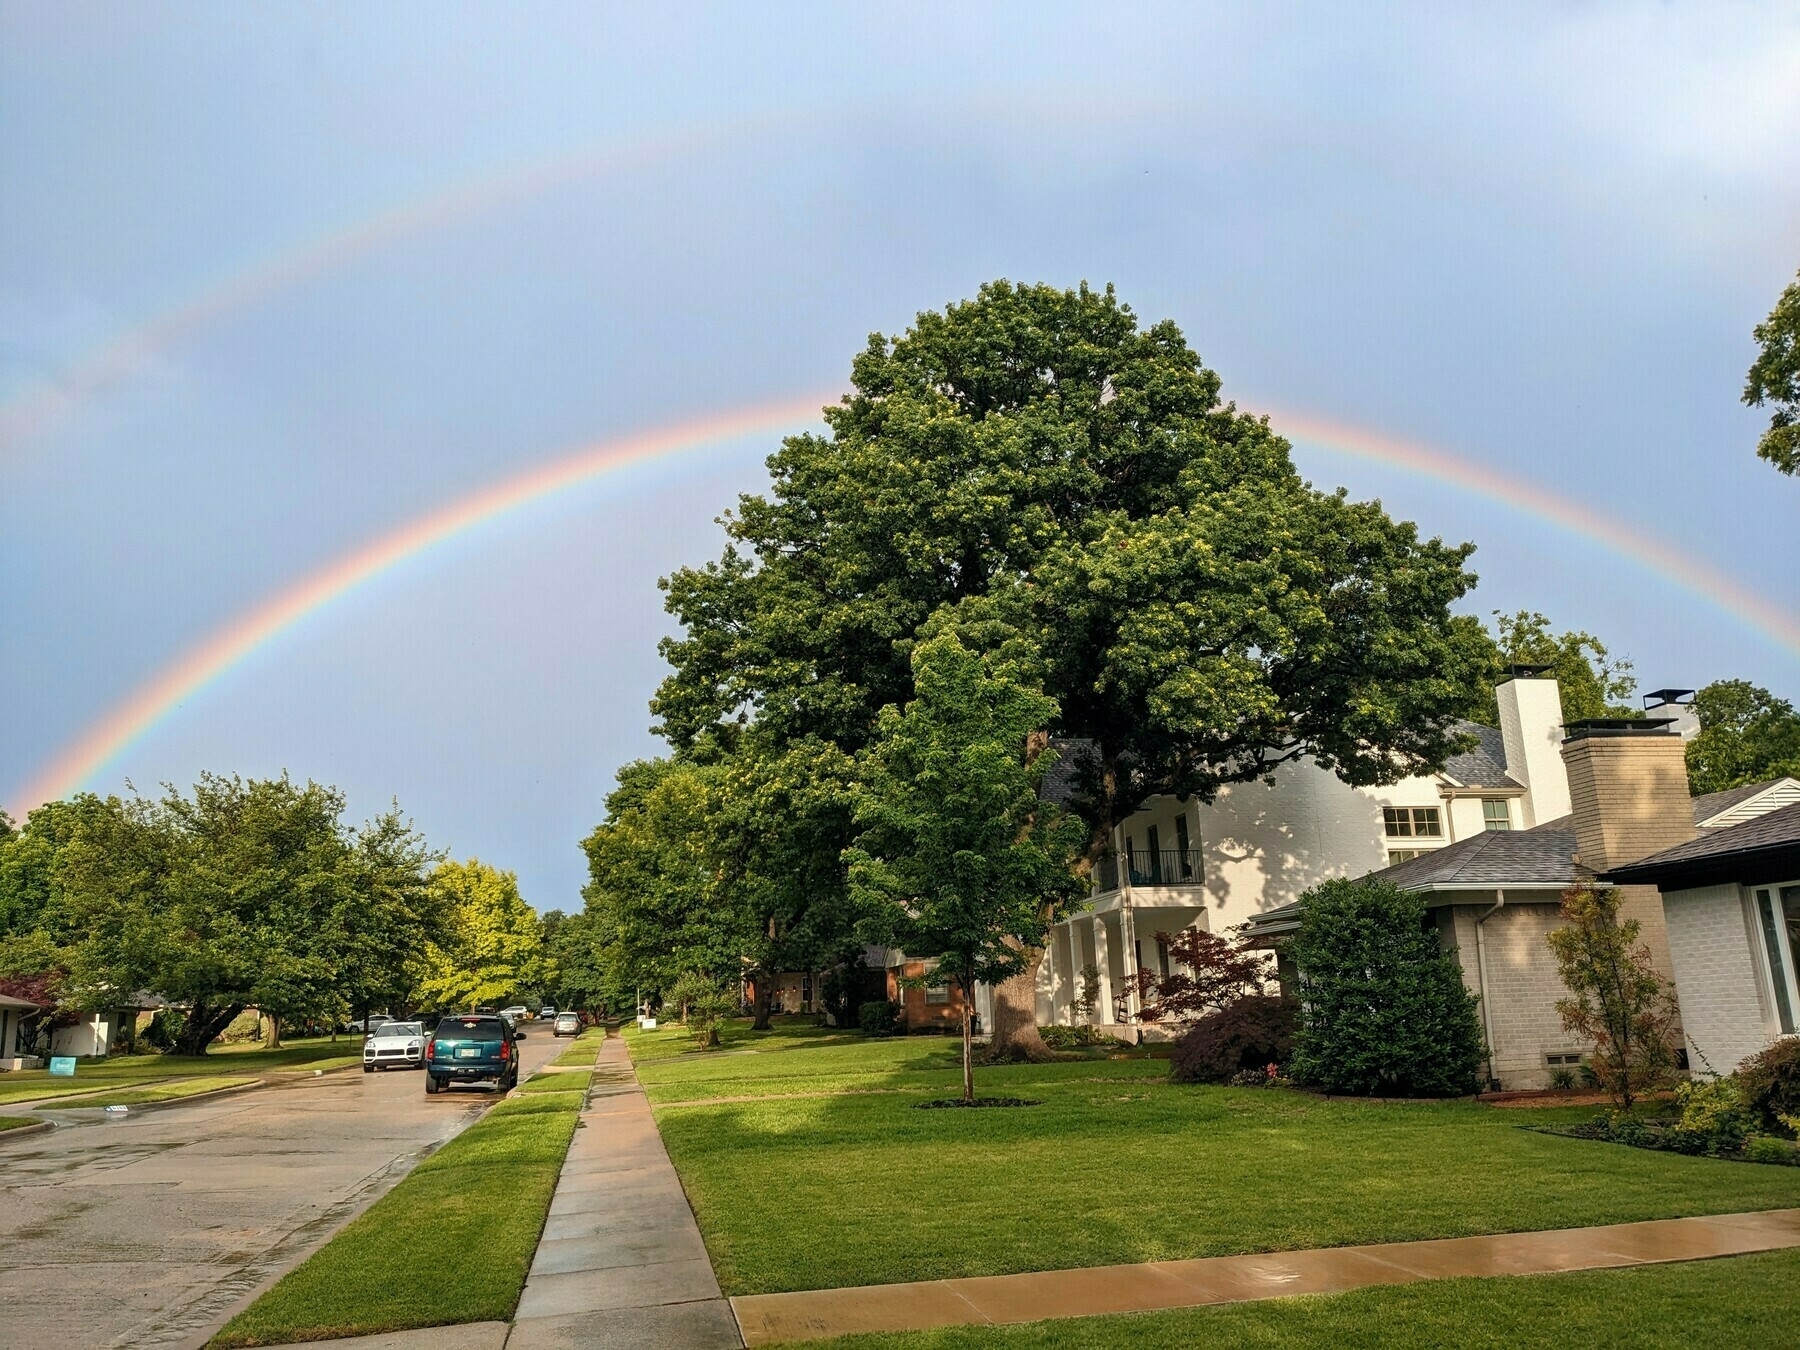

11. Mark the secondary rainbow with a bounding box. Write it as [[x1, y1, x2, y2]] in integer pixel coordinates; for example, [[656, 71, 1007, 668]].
[[10, 395, 831, 814], [13, 398, 1797, 816]]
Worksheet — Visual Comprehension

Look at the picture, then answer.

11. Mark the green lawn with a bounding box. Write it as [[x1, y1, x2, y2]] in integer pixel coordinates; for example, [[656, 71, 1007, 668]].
[[551, 1029, 604, 1066], [0, 1115, 43, 1131], [517, 1068, 591, 1094], [211, 1091, 582, 1346], [0, 1037, 362, 1105], [812, 1247, 1800, 1349], [47, 1075, 256, 1109], [628, 1020, 1800, 1296]]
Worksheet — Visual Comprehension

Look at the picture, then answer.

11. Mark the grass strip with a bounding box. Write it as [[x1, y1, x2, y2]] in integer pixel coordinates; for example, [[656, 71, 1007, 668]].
[[0, 1115, 43, 1131], [210, 1086, 581, 1346], [812, 1246, 1800, 1349], [519, 1069, 591, 1094], [51, 1076, 256, 1109], [0, 1038, 363, 1105], [551, 1031, 603, 1066]]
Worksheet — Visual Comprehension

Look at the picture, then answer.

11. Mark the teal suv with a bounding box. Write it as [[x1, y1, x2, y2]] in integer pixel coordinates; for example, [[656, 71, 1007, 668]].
[[425, 1014, 524, 1094]]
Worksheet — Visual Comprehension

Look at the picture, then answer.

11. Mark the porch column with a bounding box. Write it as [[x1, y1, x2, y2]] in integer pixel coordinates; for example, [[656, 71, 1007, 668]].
[[1090, 916, 1115, 1026], [1051, 923, 1075, 1025], [1120, 904, 1142, 1022]]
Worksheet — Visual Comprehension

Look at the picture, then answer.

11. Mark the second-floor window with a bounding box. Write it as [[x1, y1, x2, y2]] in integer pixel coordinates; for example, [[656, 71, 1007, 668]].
[[1383, 806, 1442, 838], [1482, 799, 1512, 832]]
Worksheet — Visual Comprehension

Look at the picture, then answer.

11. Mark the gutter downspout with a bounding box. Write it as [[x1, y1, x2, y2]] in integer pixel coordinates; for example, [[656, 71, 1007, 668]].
[[1474, 888, 1506, 1091]]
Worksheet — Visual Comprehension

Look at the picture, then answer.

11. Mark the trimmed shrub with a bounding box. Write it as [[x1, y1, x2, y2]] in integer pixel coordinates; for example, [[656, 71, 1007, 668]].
[[1745, 1135, 1800, 1166], [1287, 877, 1486, 1098], [1738, 1036, 1800, 1136], [858, 1000, 900, 1037], [1671, 1077, 1754, 1156], [1171, 995, 1298, 1084]]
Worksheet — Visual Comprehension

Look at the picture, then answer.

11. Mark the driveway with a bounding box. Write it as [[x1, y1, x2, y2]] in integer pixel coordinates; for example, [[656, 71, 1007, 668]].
[[0, 1028, 561, 1350]]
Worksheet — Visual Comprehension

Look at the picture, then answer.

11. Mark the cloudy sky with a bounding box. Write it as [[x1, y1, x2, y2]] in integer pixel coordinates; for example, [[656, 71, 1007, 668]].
[[4, 4, 1798, 911]]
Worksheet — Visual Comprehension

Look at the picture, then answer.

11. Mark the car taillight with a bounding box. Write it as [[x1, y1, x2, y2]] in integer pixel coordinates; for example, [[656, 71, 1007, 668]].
[[425, 1040, 436, 1061], [500, 1040, 512, 1062]]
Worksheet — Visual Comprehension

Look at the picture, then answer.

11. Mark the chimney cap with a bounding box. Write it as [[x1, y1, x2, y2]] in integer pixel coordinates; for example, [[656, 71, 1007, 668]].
[[1562, 717, 1677, 741], [1499, 664, 1556, 681], [1642, 688, 1695, 708]]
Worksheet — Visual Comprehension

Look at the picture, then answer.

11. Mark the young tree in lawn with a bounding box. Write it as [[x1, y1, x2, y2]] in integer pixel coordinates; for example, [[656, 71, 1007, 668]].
[[417, 859, 544, 1012], [846, 626, 1085, 1103], [1745, 267, 1800, 475], [1286, 877, 1486, 1098], [655, 281, 1493, 1060], [1547, 881, 1681, 1111]]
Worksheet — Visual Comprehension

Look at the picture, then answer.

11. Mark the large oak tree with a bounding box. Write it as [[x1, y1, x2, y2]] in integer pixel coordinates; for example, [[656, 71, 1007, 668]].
[[655, 281, 1491, 1056]]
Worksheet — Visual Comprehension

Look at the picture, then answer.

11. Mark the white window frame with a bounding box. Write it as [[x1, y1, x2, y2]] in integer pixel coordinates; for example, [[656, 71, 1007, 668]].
[[1481, 799, 1512, 832], [1749, 882, 1800, 1037]]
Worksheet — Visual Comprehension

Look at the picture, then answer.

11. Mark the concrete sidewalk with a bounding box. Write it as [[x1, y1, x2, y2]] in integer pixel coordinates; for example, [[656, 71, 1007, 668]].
[[730, 1206, 1800, 1344], [505, 1034, 741, 1349]]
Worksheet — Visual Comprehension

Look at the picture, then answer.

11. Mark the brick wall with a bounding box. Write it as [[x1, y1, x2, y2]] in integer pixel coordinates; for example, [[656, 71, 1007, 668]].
[[1663, 883, 1778, 1076], [1443, 898, 1585, 1089]]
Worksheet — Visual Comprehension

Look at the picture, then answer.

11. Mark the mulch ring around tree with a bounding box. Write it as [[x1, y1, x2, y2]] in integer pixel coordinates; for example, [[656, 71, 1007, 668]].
[[915, 1097, 1041, 1109]]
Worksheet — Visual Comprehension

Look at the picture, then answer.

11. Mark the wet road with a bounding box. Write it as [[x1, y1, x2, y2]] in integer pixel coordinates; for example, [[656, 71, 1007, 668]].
[[0, 1030, 560, 1350]]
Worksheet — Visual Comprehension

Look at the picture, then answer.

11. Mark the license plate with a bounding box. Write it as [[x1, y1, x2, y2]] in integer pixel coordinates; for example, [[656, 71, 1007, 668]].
[[455, 1047, 482, 1059]]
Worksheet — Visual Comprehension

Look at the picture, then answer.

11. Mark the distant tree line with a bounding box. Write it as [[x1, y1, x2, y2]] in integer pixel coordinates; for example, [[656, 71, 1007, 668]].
[[0, 774, 557, 1056]]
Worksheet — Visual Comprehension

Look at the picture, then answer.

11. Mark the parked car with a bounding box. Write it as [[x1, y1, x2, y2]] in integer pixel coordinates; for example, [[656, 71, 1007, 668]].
[[539, 1005, 557, 1020], [425, 1014, 524, 1095], [499, 1005, 529, 1023], [552, 1011, 581, 1037], [363, 1021, 425, 1072]]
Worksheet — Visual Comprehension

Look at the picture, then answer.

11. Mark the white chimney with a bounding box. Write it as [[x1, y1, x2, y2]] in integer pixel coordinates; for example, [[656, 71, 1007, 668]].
[[1642, 688, 1699, 739], [1496, 667, 1572, 827]]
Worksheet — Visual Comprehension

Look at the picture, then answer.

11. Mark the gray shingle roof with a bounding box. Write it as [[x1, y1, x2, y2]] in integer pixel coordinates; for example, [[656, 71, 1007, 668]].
[[1440, 720, 1523, 790], [1603, 800, 1800, 881], [1372, 820, 1577, 890], [1691, 778, 1791, 826]]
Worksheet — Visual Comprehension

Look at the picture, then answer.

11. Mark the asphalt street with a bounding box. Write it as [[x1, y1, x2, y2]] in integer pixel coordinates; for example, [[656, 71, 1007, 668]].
[[0, 1029, 561, 1350]]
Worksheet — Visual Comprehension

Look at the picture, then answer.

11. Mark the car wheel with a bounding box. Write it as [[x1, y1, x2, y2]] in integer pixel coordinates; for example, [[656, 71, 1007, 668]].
[[424, 1075, 440, 1095], [363, 1065, 373, 1074]]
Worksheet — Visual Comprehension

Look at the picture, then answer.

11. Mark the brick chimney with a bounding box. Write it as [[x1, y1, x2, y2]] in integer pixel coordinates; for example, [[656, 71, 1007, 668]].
[[1496, 667, 1571, 826], [1559, 719, 1695, 985]]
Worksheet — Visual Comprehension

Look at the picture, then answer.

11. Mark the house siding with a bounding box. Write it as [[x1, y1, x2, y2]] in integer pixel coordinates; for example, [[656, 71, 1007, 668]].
[[1441, 896, 1584, 1090], [1663, 883, 1781, 1075]]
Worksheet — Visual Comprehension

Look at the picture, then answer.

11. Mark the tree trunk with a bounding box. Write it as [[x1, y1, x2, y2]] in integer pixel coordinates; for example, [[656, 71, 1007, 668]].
[[176, 1002, 244, 1056], [961, 990, 975, 1104], [750, 975, 773, 1031], [264, 1012, 282, 1050], [987, 951, 1053, 1062]]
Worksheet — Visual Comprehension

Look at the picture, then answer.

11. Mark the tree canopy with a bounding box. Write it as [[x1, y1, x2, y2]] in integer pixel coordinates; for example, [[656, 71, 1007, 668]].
[[1745, 268, 1800, 475], [1685, 680, 1800, 796], [658, 281, 1491, 845], [417, 858, 546, 1012], [1479, 610, 1638, 723]]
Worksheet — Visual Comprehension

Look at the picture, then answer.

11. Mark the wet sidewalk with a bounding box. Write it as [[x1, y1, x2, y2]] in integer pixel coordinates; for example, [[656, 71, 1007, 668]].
[[506, 1033, 741, 1349], [730, 1207, 1800, 1344]]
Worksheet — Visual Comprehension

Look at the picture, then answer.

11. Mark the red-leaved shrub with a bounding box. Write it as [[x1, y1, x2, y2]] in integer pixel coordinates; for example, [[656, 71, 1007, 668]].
[[1170, 995, 1298, 1084]]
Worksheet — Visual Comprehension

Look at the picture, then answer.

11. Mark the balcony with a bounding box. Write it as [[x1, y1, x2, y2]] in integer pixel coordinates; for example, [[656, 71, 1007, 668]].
[[1097, 848, 1205, 893]]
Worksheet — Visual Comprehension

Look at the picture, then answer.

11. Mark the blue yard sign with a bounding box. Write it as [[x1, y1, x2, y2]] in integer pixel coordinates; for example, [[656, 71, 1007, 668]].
[[48, 1056, 77, 1076]]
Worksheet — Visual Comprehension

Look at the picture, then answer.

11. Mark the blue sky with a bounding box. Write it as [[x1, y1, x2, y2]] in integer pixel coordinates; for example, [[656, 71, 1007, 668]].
[[4, 3, 1798, 911]]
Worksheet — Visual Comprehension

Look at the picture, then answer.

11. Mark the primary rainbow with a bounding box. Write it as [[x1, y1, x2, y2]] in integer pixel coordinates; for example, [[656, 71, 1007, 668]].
[[10, 395, 831, 814], [12, 396, 1797, 816]]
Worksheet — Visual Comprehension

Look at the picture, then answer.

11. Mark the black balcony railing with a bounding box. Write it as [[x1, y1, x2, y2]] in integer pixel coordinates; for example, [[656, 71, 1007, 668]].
[[1097, 848, 1204, 892]]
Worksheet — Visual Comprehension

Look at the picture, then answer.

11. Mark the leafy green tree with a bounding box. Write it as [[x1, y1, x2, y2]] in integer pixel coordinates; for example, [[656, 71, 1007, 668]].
[[1745, 268, 1800, 475], [1480, 610, 1637, 723], [417, 859, 544, 1012], [1548, 882, 1681, 1110], [329, 807, 445, 1031], [847, 628, 1085, 1102], [1287, 877, 1486, 1097], [1685, 680, 1800, 796], [666, 970, 734, 1047], [56, 775, 354, 1054], [543, 908, 612, 1012], [655, 281, 1492, 1056]]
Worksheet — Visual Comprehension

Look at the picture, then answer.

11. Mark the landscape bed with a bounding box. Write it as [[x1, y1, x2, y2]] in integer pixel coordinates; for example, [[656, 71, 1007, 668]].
[[627, 1020, 1800, 1297], [210, 1089, 582, 1346]]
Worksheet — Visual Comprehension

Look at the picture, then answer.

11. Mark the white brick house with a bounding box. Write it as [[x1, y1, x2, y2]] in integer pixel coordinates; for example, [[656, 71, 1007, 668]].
[[1603, 801, 1800, 1077]]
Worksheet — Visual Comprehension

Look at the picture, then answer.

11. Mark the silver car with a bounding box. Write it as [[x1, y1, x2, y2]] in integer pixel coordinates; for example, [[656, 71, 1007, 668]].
[[363, 1020, 426, 1072]]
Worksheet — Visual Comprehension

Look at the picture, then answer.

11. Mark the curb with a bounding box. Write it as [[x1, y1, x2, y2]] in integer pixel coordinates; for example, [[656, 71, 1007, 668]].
[[0, 1119, 54, 1143], [33, 1079, 266, 1115]]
